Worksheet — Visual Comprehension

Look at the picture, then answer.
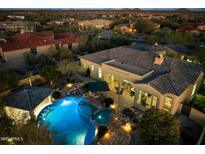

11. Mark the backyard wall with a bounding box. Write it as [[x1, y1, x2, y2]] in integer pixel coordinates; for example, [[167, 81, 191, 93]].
[[18, 74, 44, 86], [0, 44, 55, 70], [33, 95, 53, 117], [0, 74, 44, 99], [178, 104, 205, 127]]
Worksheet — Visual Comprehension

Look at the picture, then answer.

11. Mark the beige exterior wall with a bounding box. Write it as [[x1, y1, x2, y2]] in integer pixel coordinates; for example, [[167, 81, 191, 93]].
[[80, 58, 204, 115], [61, 43, 79, 50], [0, 44, 55, 70], [61, 44, 69, 49], [178, 104, 205, 127], [190, 108, 205, 127], [72, 43, 79, 51], [174, 71, 204, 114], [4, 48, 30, 61], [80, 59, 101, 79], [36, 45, 54, 55]]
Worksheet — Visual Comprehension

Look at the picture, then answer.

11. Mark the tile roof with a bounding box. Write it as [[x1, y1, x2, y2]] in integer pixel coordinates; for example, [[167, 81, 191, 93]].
[[33, 31, 54, 38], [5, 86, 53, 111], [55, 34, 81, 44], [0, 33, 60, 52], [80, 46, 204, 96], [147, 44, 192, 55]]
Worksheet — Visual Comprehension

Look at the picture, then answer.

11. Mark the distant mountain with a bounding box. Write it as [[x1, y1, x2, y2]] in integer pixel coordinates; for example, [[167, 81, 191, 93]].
[[0, 8, 205, 12], [141, 8, 205, 12]]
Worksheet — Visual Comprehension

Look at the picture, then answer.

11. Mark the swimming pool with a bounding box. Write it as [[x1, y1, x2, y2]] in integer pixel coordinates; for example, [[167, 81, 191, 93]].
[[37, 97, 112, 145]]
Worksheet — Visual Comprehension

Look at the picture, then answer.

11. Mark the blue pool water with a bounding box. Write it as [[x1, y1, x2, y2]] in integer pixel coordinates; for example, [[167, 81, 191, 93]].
[[37, 97, 112, 145]]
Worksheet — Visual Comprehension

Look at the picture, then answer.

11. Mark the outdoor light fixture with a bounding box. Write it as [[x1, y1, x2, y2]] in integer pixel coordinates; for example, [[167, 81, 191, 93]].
[[110, 103, 117, 109], [103, 131, 111, 140], [66, 83, 73, 88], [121, 122, 132, 133]]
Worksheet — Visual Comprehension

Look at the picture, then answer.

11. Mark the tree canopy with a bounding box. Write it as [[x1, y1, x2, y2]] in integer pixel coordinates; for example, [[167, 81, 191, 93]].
[[147, 28, 194, 45], [0, 104, 52, 145], [40, 65, 61, 86], [133, 19, 159, 34], [0, 70, 19, 93], [139, 108, 180, 145]]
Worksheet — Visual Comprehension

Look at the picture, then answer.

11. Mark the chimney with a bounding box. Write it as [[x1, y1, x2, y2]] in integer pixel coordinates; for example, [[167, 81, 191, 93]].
[[154, 53, 164, 65]]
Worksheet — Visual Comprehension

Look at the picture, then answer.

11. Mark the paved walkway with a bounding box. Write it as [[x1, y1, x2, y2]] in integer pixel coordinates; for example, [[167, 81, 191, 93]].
[[104, 90, 134, 114]]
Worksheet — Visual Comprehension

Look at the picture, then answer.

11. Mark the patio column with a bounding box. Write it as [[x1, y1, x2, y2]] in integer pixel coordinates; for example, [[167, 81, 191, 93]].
[[117, 79, 122, 94], [134, 89, 139, 107]]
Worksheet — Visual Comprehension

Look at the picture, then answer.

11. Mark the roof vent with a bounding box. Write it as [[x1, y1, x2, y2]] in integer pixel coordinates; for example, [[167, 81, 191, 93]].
[[154, 53, 164, 65]]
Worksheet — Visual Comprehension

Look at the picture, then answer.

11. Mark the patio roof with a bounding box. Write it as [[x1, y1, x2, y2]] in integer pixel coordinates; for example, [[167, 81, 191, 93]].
[[87, 81, 110, 92], [5, 86, 53, 111]]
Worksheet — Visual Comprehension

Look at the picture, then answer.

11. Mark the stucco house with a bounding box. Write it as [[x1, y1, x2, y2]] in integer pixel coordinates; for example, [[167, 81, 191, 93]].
[[80, 46, 204, 115], [0, 21, 40, 33], [0, 33, 60, 69], [78, 19, 113, 30], [0, 32, 81, 69], [3, 86, 53, 123], [55, 33, 81, 51], [114, 24, 136, 33]]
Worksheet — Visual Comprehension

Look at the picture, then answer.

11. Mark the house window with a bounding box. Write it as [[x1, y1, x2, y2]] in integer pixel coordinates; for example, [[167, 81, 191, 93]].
[[55, 44, 60, 50], [68, 44, 72, 49], [137, 90, 142, 105], [164, 97, 173, 112], [137, 90, 158, 108], [91, 65, 94, 71], [98, 67, 102, 78], [152, 96, 158, 108], [191, 84, 197, 96], [0, 55, 6, 63], [30, 48, 37, 55], [83, 63, 87, 68], [145, 93, 152, 108]]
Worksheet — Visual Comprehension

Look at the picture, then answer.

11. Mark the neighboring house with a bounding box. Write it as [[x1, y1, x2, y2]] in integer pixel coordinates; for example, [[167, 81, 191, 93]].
[[78, 19, 113, 30], [97, 30, 113, 40], [3, 86, 53, 123], [0, 33, 60, 69], [80, 46, 204, 115], [197, 24, 205, 31], [147, 43, 192, 60], [0, 21, 40, 33], [47, 19, 65, 25], [176, 25, 200, 35], [114, 24, 136, 33], [7, 15, 25, 20], [55, 33, 81, 51], [0, 32, 81, 69]]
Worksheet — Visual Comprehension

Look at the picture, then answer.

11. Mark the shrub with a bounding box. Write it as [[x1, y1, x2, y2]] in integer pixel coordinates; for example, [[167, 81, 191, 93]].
[[0, 70, 20, 93], [122, 108, 135, 119], [52, 91, 62, 100], [139, 108, 180, 145], [97, 126, 108, 138], [103, 98, 114, 108]]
